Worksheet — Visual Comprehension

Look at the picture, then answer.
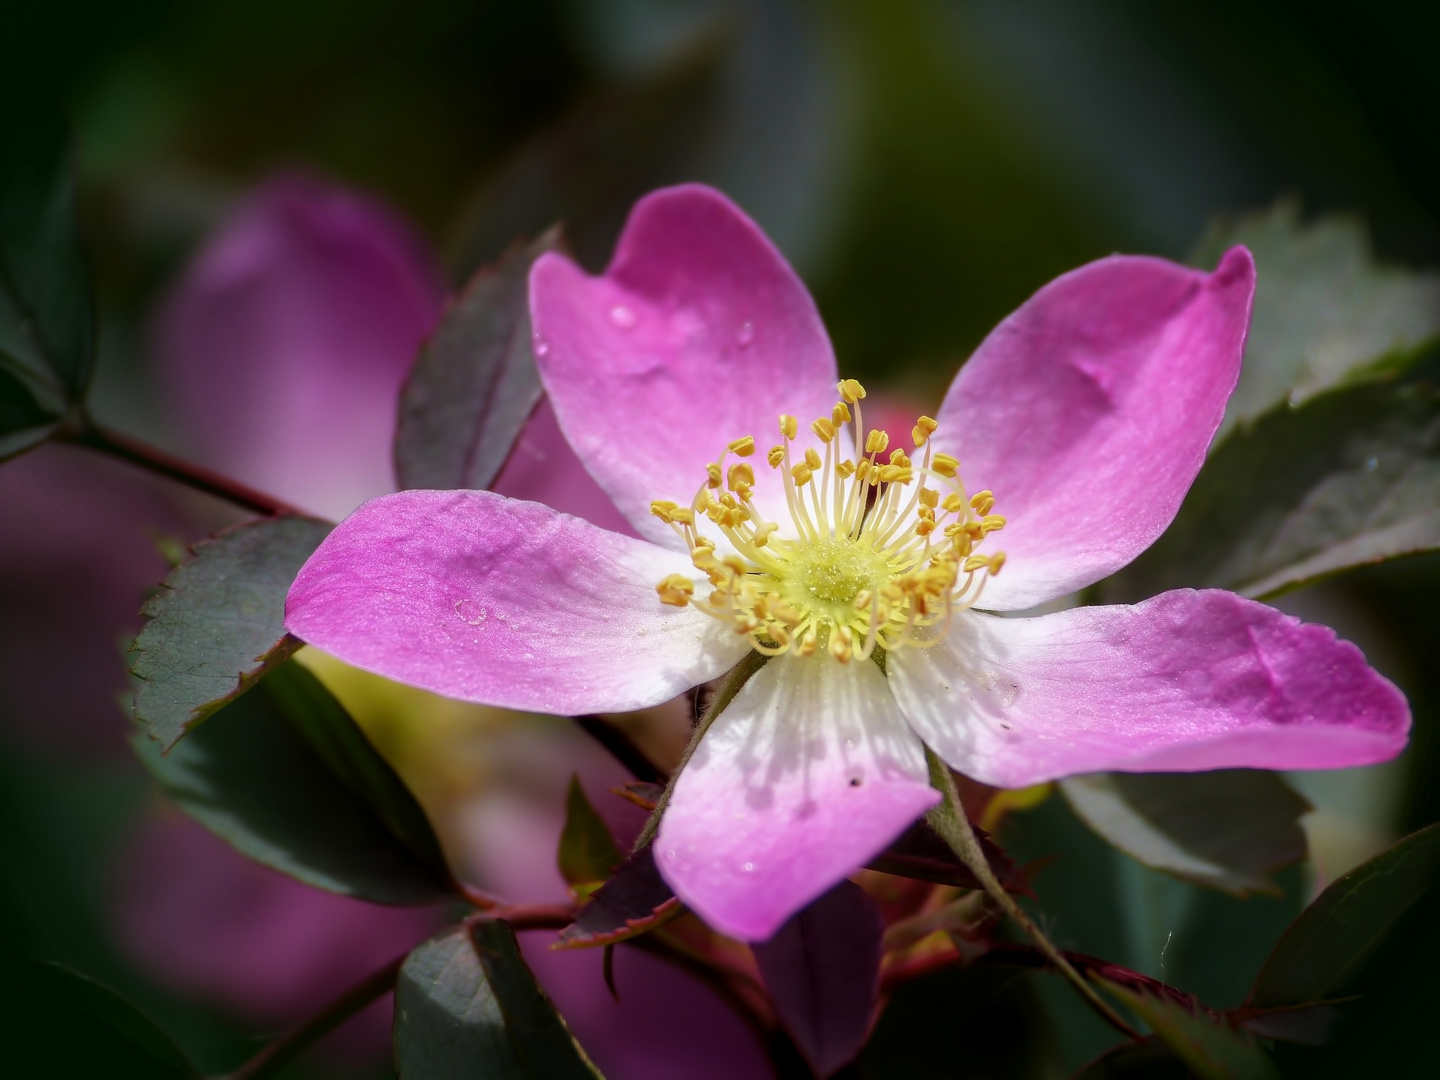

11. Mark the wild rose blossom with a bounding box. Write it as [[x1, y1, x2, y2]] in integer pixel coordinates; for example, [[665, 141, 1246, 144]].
[[286, 184, 1410, 941]]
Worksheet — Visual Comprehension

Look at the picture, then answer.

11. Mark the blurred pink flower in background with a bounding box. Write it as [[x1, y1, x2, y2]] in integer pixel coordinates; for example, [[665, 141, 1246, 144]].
[[153, 172, 447, 519]]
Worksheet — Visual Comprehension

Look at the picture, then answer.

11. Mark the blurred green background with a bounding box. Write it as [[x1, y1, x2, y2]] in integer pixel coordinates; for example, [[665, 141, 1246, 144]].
[[3, 0, 1439, 1076]]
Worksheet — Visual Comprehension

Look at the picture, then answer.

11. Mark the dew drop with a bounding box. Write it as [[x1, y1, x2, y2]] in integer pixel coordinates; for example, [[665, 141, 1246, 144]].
[[609, 305, 637, 329], [736, 321, 754, 348], [1365, 456, 1379, 471], [742, 862, 755, 873], [1287, 389, 1303, 408], [454, 599, 487, 625], [532, 333, 550, 357], [665, 849, 676, 860], [844, 738, 855, 749]]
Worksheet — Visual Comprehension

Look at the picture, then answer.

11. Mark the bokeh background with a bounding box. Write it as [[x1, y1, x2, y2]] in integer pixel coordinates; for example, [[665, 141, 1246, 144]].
[[3, 1, 1439, 1076]]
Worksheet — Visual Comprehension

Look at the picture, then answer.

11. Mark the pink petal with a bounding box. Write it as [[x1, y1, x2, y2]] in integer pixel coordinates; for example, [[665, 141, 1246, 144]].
[[887, 590, 1410, 789], [655, 653, 939, 941], [936, 248, 1255, 611], [529, 184, 841, 550], [155, 172, 446, 519], [285, 490, 748, 714], [490, 396, 637, 537]]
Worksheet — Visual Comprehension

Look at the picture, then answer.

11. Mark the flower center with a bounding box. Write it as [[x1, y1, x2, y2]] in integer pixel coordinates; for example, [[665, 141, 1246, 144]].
[[652, 379, 1006, 663]]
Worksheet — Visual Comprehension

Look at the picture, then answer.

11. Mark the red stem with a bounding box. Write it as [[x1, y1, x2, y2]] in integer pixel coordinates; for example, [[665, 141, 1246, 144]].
[[64, 418, 308, 519], [222, 953, 405, 1080]]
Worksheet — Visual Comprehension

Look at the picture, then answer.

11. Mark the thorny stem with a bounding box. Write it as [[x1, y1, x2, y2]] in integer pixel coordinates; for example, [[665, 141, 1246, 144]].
[[923, 747, 1141, 1041], [634, 651, 769, 851], [221, 953, 405, 1080], [62, 414, 308, 519]]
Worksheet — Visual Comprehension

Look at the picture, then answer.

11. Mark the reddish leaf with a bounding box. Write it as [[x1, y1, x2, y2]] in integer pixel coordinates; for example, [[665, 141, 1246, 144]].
[[866, 819, 1029, 894], [752, 880, 883, 1078], [555, 845, 681, 949]]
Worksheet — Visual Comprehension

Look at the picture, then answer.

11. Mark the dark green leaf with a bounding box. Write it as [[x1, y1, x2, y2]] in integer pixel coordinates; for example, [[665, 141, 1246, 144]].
[[1104, 378, 1440, 601], [1247, 822, 1440, 1010], [1100, 981, 1276, 1080], [1060, 772, 1309, 896], [130, 515, 332, 750], [395, 921, 602, 1078], [0, 960, 196, 1078], [267, 657, 452, 887], [1193, 201, 1440, 441], [134, 662, 454, 905], [1073, 1037, 1196, 1079], [0, 121, 93, 407], [31, 964, 197, 1077], [394, 229, 559, 492], [0, 363, 57, 460], [557, 776, 622, 889], [556, 845, 681, 949]]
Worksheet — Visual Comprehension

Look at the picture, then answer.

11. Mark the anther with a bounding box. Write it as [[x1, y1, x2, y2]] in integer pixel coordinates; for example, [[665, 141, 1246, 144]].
[[981, 514, 1007, 533], [912, 415, 938, 447], [767, 445, 786, 468], [832, 402, 852, 425], [932, 453, 959, 478], [650, 499, 679, 521], [657, 574, 695, 607], [811, 417, 836, 443], [804, 448, 822, 470], [942, 493, 965, 513], [865, 429, 890, 454], [728, 463, 754, 491], [970, 490, 994, 515], [919, 487, 939, 509], [837, 379, 867, 404], [779, 415, 798, 439], [728, 436, 756, 457], [706, 463, 723, 489], [791, 463, 813, 486]]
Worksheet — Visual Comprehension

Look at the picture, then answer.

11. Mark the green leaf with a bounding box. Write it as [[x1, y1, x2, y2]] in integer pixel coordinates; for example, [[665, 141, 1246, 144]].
[[395, 921, 603, 1078], [1193, 201, 1440, 442], [0, 363, 58, 460], [0, 120, 94, 409], [32, 964, 197, 1077], [395, 229, 559, 492], [557, 776, 622, 889], [1073, 1037, 1199, 1079], [1060, 771, 1309, 896], [130, 515, 332, 750], [1247, 821, 1440, 1010], [1100, 981, 1277, 1080], [0, 960, 197, 1078], [1103, 376, 1440, 601], [134, 662, 454, 905]]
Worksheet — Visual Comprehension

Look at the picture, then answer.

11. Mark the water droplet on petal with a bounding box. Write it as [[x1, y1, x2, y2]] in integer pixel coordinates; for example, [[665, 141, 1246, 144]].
[[742, 862, 754, 873], [665, 849, 676, 860], [736, 321, 754, 347], [532, 333, 550, 357], [1365, 456, 1379, 471], [609, 305, 636, 329], [844, 738, 855, 749], [1287, 389, 1303, 408]]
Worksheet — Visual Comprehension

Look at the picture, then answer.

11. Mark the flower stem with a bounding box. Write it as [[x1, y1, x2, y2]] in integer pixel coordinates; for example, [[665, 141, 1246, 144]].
[[220, 953, 405, 1080], [923, 747, 1141, 1041], [61, 414, 308, 519], [634, 651, 769, 851]]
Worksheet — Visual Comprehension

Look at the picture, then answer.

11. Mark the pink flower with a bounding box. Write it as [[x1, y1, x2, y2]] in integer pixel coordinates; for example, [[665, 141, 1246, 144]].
[[285, 184, 1410, 942], [154, 171, 447, 519]]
